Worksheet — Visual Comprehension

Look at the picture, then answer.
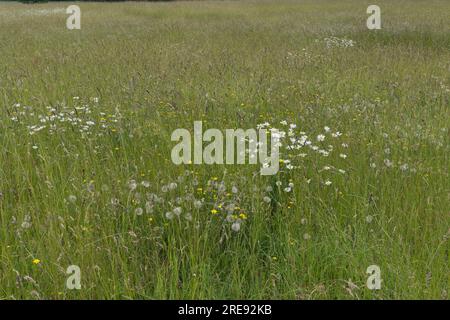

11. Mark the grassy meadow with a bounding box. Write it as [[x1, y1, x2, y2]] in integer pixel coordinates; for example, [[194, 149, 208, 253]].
[[0, 0, 449, 299]]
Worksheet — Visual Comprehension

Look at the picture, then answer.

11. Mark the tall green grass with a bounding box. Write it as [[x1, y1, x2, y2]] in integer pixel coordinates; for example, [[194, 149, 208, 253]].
[[0, 0, 448, 299]]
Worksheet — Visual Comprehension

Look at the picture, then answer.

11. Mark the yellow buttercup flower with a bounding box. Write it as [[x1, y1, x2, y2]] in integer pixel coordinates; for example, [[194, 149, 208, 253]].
[[32, 259, 41, 265]]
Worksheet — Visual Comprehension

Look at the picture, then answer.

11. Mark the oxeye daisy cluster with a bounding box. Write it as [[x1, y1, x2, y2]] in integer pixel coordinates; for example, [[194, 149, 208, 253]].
[[258, 120, 348, 187], [9, 98, 120, 137], [322, 36, 356, 48]]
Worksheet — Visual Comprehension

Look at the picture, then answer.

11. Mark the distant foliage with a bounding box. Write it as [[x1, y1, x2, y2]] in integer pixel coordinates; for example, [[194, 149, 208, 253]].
[[19, 0, 176, 3]]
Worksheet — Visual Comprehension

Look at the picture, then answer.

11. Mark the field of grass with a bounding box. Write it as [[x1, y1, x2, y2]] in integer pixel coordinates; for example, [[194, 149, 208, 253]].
[[0, 0, 449, 299]]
